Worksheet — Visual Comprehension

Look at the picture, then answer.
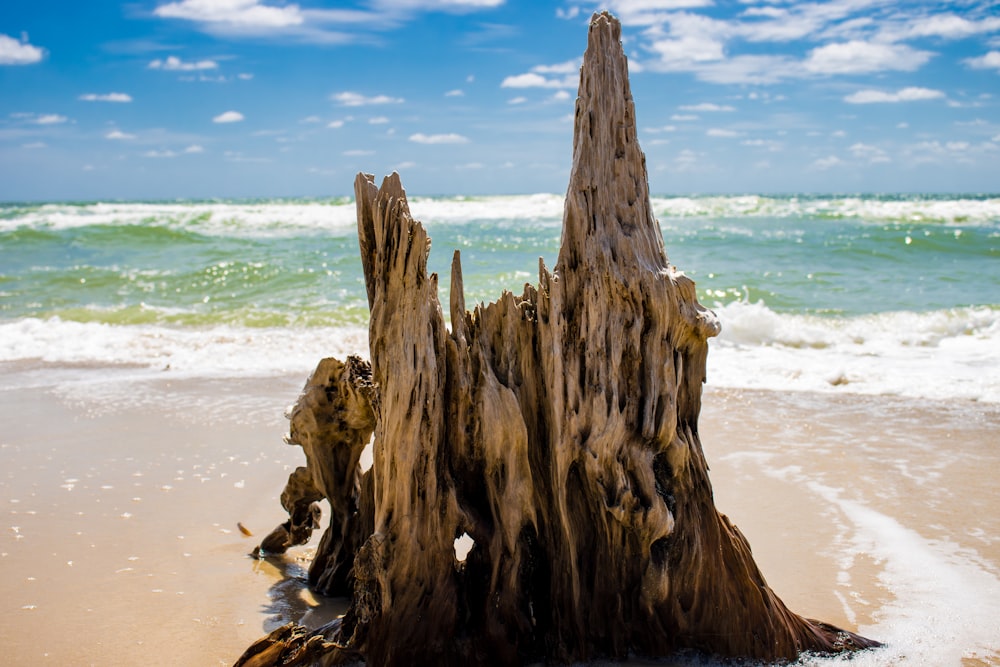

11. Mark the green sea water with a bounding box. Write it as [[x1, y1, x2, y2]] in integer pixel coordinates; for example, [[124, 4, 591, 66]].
[[1, 194, 997, 400]]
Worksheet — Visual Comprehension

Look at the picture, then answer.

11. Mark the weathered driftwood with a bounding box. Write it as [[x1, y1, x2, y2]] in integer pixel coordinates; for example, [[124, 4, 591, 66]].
[[236, 11, 879, 666]]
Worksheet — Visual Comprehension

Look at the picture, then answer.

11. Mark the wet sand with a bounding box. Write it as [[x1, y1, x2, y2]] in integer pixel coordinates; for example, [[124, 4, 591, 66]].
[[1, 363, 998, 665]]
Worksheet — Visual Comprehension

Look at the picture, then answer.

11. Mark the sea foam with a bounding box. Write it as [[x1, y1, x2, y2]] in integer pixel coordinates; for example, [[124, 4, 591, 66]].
[[2, 303, 997, 403], [708, 302, 1000, 403]]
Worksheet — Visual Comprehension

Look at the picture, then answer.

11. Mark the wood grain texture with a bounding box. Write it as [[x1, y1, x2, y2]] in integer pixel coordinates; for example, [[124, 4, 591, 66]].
[[236, 11, 879, 666]]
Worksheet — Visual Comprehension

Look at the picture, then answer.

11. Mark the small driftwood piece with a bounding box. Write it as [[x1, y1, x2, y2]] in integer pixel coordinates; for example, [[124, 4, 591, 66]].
[[237, 11, 879, 666]]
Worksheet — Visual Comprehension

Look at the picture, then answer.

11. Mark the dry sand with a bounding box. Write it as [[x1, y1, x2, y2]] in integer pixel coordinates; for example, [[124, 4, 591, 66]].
[[1, 362, 998, 665]]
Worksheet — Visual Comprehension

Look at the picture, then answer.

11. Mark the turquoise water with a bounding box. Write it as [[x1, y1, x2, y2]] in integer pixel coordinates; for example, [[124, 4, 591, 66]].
[[1, 194, 998, 400]]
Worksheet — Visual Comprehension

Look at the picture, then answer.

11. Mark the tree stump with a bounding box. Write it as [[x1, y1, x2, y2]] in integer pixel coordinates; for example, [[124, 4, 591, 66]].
[[236, 11, 879, 666]]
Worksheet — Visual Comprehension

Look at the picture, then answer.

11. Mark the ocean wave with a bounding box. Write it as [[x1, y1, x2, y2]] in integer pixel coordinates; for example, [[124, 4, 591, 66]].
[[0, 201, 364, 237], [6, 194, 993, 237], [708, 301, 1000, 402], [0, 318, 370, 379], [649, 194, 1000, 224], [2, 304, 998, 403], [0, 195, 567, 236]]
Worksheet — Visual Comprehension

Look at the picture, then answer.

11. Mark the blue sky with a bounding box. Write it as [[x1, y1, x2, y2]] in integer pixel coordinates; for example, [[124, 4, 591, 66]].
[[1, 0, 999, 200]]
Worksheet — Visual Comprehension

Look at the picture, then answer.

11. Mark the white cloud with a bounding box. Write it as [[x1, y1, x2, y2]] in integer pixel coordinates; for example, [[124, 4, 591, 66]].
[[35, 114, 68, 125], [409, 132, 469, 144], [679, 102, 735, 112], [706, 128, 741, 137], [844, 87, 945, 104], [901, 14, 1000, 40], [327, 120, 345, 128], [741, 139, 782, 151], [185, 144, 204, 153], [550, 90, 571, 102], [849, 142, 890, 163], [0, 34, 44, 65], [501, 72, 576, 89], [368, 0, 503, 10], [803, 41, 933, 75], [670, 114, 698, 121], [531, 59, 579, 75], [812, 155, 844, 170], [343, 149, 375, 156], [105, 129, 136, 140], [964, 51, 1000, 71], [213, 110, 244, 123], [369, 116, 390, 124], [22, 142, 46, 149], [144, 149, 178, 158], [300, 115, 322, 124], [445, 89, 464, 97], [501, 60, 580, 89], [648, 33, 726, 67], [79, 92, 133, 103], [332, 91, 404, 106], [508, 96, 527, 105], [148, 55, 218, 71], [237, 72, 253, 80], [154, 0, 304, 28]]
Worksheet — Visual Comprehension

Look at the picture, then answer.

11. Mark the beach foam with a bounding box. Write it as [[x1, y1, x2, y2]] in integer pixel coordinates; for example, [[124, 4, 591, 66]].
[[709, 302, 1000, 403], [650, 194, 1000, 224], [2, 301, 998, 405]]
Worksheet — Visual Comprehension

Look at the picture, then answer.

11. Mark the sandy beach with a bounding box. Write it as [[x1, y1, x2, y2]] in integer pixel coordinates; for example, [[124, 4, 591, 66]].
[[2, 360, 997, 665]]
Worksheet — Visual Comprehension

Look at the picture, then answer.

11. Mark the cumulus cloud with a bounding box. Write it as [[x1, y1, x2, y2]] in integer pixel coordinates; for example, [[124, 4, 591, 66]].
[[812, 155, 844, 170], [148, 55, 218, 71], [409, 132, 469, 144], [105, 129, 136, 140], [803, 41, 933, 74], [964, 51, 1000, 71], [79, 92, 133, 103], [0, 34, 44, 65], [898, 14, 1000, 40], [706, 128, 741, 137], [620, 5, 989, 84], [213, 110, 245, 123], [327, 120, 345, 128], [144, 149, 178, 158], [332, 91, 404, 106], [185, 144, 205, 153], [445, 89, 464, 97], [849, 142, 890, 163], [679, 102, 735, 112], [154, 0, 304, 28], [33, 114, 68, 125], [501, 60, 580, 89], [844, 87, 945, 104], [367, 0, 503, 9]]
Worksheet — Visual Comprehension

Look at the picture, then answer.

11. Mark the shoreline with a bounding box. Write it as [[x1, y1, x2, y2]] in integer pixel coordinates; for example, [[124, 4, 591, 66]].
[[1, 368, 998, 665]]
